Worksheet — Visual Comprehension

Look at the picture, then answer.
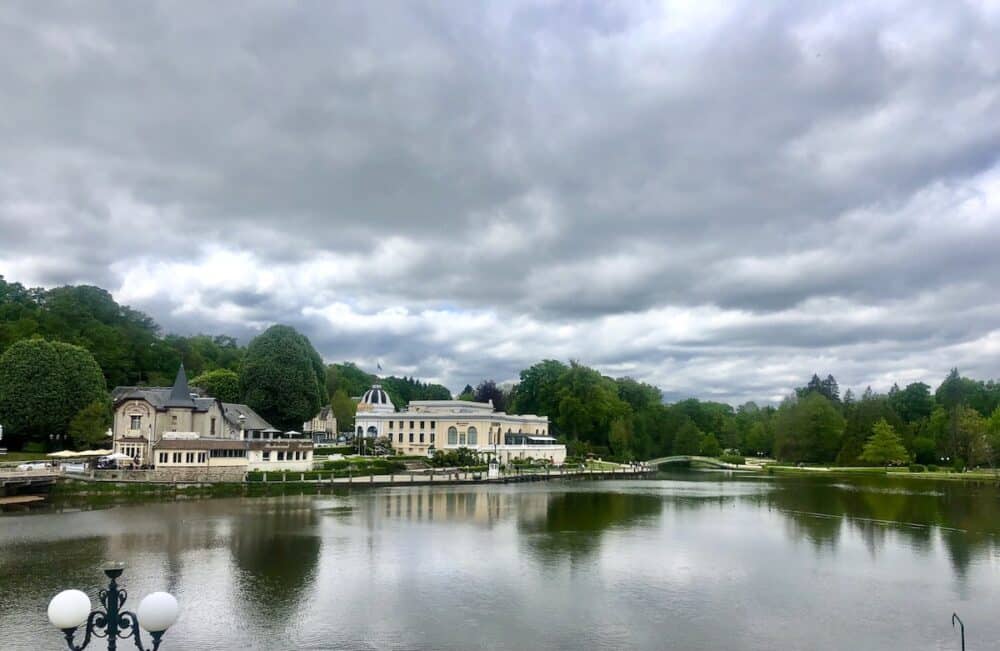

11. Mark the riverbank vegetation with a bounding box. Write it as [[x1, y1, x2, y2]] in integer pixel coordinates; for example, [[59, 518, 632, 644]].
[[2, 274, 999, 472]]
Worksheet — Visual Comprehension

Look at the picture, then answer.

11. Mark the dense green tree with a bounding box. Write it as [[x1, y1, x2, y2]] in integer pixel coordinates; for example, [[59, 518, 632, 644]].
[[510, 360, 568, 416], [773, 393, 845, 462], [957, 406, 990, 468], [330, 389, 357, 434], [889, 382, 935, 424], [837, 393, 906, 465], [240, 325, 324, 432], [673, 421, 703, 455], [67, 399, 113, 450], [797, 373, 840, 403], [191, 368, 241, 403], [609, 416, 633, 459], [0, 339, 108, 450], [700, 432, 722, 457], [326, 362, 376, 399], [860, 418, 909, 468], [474, 380, 508, 411], [615, 377, 662, 412], [910, 436, 937, 465], [745, 421, 773, 456]]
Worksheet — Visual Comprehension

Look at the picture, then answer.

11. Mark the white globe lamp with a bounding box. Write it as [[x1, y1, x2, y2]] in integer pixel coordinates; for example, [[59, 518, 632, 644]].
[[137, 591, 179, 633], [47, 590, 92, 629]]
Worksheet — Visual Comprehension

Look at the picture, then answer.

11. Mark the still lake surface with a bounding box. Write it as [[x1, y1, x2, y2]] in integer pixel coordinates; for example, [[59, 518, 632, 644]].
[[1, 471, 998, 650]]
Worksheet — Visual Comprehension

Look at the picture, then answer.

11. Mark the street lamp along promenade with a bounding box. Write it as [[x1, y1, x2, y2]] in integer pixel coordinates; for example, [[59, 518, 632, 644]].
[[47, 565, 178, 651]]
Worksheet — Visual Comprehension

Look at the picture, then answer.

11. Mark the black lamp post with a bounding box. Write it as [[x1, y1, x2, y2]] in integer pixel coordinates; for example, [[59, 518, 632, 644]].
[[47, 565, 178, 651], [952, 613, 965, 651]]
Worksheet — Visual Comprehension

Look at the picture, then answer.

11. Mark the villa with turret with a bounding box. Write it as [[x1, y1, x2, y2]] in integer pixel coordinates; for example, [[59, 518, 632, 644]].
[[111, 365, 314, 472]]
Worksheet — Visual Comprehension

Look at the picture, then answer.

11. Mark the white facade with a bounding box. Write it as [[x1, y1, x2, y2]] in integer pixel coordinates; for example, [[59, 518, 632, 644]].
[[354, 389, 566, 465]]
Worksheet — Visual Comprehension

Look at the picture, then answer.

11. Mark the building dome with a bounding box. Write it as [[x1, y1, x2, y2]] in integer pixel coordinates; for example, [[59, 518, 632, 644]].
[[358, 384, 395, 413]]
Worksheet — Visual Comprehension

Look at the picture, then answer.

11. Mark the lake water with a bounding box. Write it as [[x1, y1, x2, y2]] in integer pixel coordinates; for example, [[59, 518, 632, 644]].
[[1, 472, 998, 650]]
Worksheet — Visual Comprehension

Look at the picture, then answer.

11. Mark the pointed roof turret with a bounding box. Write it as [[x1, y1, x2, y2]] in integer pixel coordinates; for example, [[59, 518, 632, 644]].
[[164, 363, 196, 408]]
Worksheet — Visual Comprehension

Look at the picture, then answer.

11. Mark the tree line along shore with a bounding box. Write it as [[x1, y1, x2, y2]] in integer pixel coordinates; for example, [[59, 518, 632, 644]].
[[2, 274, 999, 472]]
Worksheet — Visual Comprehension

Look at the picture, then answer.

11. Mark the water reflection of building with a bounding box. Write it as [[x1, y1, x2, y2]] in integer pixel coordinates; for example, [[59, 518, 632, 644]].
[[376, 487, 551, 528], [354, 384, 566, 464]]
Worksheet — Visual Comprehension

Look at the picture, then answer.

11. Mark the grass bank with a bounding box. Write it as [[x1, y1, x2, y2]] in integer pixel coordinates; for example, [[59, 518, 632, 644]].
[[764, 464, 1000, 482]]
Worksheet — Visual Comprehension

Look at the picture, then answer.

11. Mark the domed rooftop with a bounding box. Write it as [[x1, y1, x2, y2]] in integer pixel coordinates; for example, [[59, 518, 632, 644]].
[[359, 384, 395, 413]]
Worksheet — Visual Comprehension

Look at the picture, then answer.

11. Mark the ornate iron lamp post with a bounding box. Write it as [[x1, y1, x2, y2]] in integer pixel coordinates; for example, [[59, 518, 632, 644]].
[[47, 565, 178, 651]]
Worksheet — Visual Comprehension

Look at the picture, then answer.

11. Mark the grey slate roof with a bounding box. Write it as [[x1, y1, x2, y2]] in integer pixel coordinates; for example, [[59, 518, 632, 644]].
[[164, 364, 196, 408], [221, 403, 273, 432], [112, 386, 211, 412]]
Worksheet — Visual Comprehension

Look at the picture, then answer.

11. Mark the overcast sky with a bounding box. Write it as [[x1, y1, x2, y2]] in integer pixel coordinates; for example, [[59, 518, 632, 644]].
[[1, 1, 999, 403]]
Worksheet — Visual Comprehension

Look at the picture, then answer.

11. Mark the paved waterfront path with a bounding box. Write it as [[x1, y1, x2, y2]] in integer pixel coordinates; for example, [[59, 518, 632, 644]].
[[58, 465, 656, 487]]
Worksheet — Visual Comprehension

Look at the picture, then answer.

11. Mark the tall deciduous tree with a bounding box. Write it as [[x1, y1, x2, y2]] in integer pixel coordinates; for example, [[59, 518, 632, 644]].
[[474, 380, 508, 412], [191, 368, 241, 403], [773, 393, 845, 462], [240, 325, 325, 432], [0, 339, 108, 449], [860, 418, 909, 468], [68, 399, 113, 449], [700, 432, 722, 457], [330, 389, 357, 434], [673, 421, 703, 455]]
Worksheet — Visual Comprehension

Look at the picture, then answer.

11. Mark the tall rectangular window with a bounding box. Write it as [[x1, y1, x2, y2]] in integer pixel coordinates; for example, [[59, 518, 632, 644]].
[[210, 418, 216, 436], [409, 433, 414, 443], [130, 415, 141, 430]]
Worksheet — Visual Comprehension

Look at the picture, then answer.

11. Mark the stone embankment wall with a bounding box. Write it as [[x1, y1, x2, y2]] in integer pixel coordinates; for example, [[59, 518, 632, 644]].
[[90, 468, 246, 483]]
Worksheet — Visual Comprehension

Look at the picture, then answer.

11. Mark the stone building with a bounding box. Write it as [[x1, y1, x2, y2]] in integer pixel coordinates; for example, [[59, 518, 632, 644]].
[[353, 384, 566, 465], [303, 406, 337, 441], [111, 365, 313, 472]]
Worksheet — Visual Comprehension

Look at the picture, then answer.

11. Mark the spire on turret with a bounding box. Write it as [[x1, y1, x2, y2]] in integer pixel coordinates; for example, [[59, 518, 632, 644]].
[[164, 363, 196, 408]]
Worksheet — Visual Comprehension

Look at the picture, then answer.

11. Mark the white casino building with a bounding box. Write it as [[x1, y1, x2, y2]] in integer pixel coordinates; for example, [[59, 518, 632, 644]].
[[354, 384, 566, 465]]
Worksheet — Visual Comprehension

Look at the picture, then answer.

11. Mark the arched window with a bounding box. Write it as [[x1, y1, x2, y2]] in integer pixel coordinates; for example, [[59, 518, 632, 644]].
[[356, 426, 363, 436], [448, 426, 458, 445], [367, 426, 377, 437], [467, 426, 478, 446]]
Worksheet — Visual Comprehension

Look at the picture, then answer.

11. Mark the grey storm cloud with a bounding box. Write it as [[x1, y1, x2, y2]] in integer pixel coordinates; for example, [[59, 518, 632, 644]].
[[1, 0, 999, 403]]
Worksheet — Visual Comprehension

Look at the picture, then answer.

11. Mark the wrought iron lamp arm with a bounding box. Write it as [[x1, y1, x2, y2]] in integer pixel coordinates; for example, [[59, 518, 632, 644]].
[[118, 610, 164, 651], [60, 610, 104, 651]]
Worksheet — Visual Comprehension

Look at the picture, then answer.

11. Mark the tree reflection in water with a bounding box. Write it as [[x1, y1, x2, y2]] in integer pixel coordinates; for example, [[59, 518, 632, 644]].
[[229, 497, 321, 618], [751, 475, 1000, 579], [519, 490, 662, 562]]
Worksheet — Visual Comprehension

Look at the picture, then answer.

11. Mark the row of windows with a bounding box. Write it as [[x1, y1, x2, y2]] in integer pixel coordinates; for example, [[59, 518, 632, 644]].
[[211, 449, 246, 458], [158, 452, 207, 464], [262, 450, 309, 461], [120, 445, 142, 459], [388, 420, 436, 430], [395, 432, 436, 444], [447, 426, 478, 446]]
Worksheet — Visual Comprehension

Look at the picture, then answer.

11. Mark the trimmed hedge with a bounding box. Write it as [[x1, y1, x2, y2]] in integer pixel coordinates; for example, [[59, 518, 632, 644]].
[[314, 445, 354, 455], [719, 455, 745, 465], [908, 464, 927, 473]]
